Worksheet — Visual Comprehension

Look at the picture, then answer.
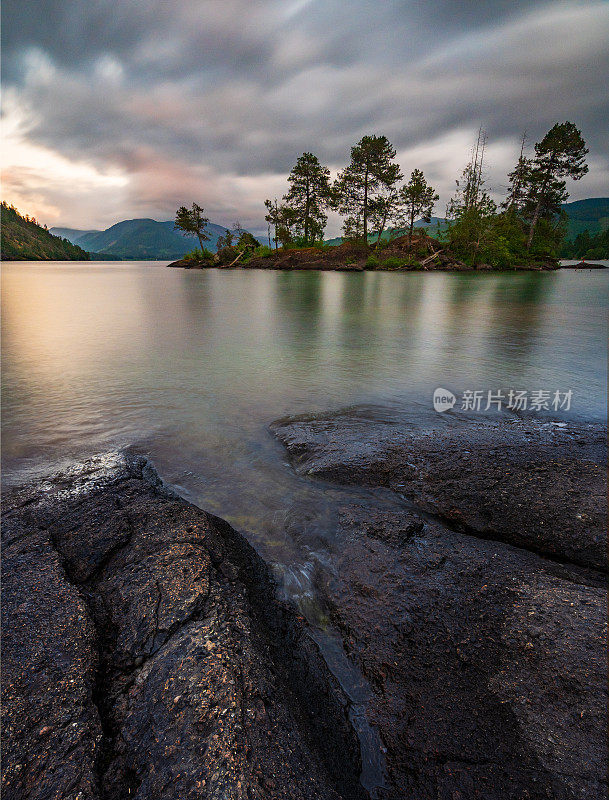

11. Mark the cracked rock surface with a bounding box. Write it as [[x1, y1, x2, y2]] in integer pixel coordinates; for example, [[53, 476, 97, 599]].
[[1, 454, 366, 800], [271, 408, 607, 571], [272, 408, 607, 799]]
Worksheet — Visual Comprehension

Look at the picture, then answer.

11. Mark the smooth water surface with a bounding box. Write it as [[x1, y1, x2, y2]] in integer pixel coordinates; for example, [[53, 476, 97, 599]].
[[3, 262, 608, 567]]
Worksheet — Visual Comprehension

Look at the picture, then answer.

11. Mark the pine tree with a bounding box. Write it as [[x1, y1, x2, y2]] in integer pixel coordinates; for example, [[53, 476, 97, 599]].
[[502, 132, 531, 214], [174, 203, 210, 250], [446, 130, 492, 223], [216, 229, 234, 251], [395, 169, 439, 242], [524, 122, 588, 250], [275, 206, 298, 247], [283, 153, 333, 245], [370, 190, 399, 246], [264, 199, 280, 250], [334, 135, 403, 241]]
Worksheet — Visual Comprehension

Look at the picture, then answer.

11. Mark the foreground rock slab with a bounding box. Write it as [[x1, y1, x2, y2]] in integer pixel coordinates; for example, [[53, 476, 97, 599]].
[[272, 408, 607, 571], [1, 454, 366, 800], [272, 408, 607, 800]]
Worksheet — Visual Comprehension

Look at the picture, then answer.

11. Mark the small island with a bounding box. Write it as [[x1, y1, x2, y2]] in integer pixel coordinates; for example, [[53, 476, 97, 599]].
[[168, 123, 601, 272]]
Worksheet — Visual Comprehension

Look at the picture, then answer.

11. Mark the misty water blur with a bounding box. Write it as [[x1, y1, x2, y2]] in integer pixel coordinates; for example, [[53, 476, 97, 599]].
[[2, 262, 607, 570]]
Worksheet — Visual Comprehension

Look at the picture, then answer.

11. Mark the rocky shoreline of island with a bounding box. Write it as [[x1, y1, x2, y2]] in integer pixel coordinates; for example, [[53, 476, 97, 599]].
[[2, 412, 607, 799], [167, 233, 562, 272]]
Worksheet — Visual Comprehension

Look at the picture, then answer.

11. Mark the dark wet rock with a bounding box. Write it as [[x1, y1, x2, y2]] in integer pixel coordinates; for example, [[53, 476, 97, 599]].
[[2, 521, 102, 800], [323, 506, 606, 800], [271, 407, 607, 571], [1, 454, 366, 800], [272, 408, 608, 799], [167, 257, 210, 268]]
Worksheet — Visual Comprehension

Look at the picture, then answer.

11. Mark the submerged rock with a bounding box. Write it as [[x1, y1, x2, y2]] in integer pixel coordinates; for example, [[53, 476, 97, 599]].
[[1, 454, 366, 800], [272, 408, 607, 799]]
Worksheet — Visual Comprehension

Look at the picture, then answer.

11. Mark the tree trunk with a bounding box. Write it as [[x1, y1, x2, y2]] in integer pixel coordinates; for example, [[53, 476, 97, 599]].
[[421, 249, 443, 268], [227, 250, 245, 267], [375, 207, 389, 248], [526, 154, 555, 251], [408, 205, 415, 244], [363, 168, 369, 242], [526, 200, 542, 251], [304, 181, 310, 246]]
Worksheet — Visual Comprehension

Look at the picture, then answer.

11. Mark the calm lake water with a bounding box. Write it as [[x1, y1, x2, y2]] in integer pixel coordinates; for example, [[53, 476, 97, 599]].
[[2, 262, 608, 568]]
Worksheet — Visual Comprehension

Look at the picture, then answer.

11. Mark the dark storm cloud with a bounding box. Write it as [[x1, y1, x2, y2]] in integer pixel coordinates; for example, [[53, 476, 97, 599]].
[[2, 0, 608, 229]]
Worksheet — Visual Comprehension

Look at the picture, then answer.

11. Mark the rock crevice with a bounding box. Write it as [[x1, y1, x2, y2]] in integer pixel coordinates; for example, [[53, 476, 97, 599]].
[[1, 454, 367, 800]]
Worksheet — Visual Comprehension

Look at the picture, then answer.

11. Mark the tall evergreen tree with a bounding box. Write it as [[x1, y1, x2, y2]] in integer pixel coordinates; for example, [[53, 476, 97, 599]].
[[524, 122, 588, 250], [395, 169, 439, 241], [216, 228, 234, 251], [446, 130, 492, 222], [264, 199, 281, 250], [334, 135, 403, 241], [283, 153, 333, 245], [370, 190, 399, 246], [174, 203, 210, 250], [502, 132, 531, 214]]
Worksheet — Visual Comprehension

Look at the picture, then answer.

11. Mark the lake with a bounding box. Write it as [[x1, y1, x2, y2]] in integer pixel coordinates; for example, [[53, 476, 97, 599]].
[[2, 262, 608, 579]]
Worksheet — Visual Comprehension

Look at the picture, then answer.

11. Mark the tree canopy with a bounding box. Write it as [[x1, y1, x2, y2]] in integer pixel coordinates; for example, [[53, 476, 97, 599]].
[[283, 153, 333, 245], [523, 122, 588, 249], [334, 135, 403, 241], [174, 203, 210, 250], [395, 170, 439, 242]]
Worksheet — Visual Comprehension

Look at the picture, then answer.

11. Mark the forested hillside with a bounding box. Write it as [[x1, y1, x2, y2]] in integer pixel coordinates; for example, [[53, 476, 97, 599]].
[[1, 203, 89, 261]]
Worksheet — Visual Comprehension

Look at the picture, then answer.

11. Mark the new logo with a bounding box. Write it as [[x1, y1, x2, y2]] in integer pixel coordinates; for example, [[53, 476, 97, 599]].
[[433, 387, 456, 413]]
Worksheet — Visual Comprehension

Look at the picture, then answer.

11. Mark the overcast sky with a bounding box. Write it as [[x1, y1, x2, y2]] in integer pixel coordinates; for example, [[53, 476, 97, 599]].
[[2, 0, 608, 235]]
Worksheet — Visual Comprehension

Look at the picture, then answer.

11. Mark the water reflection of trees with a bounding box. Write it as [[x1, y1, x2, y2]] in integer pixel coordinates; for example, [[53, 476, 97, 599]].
[[486, 274, 555, 364], [438, 274, 554, 377], [338, 273, 428, 395], [273, 270, 323, 347]]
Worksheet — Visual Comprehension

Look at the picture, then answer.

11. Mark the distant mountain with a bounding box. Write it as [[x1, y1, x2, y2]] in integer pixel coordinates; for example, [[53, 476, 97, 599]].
[[325, 217, 447, 246], [50, 218, 256, 260], [1, 203, 89, 261], [561, 198, 609, 240], [50, 227, 99, 244]]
